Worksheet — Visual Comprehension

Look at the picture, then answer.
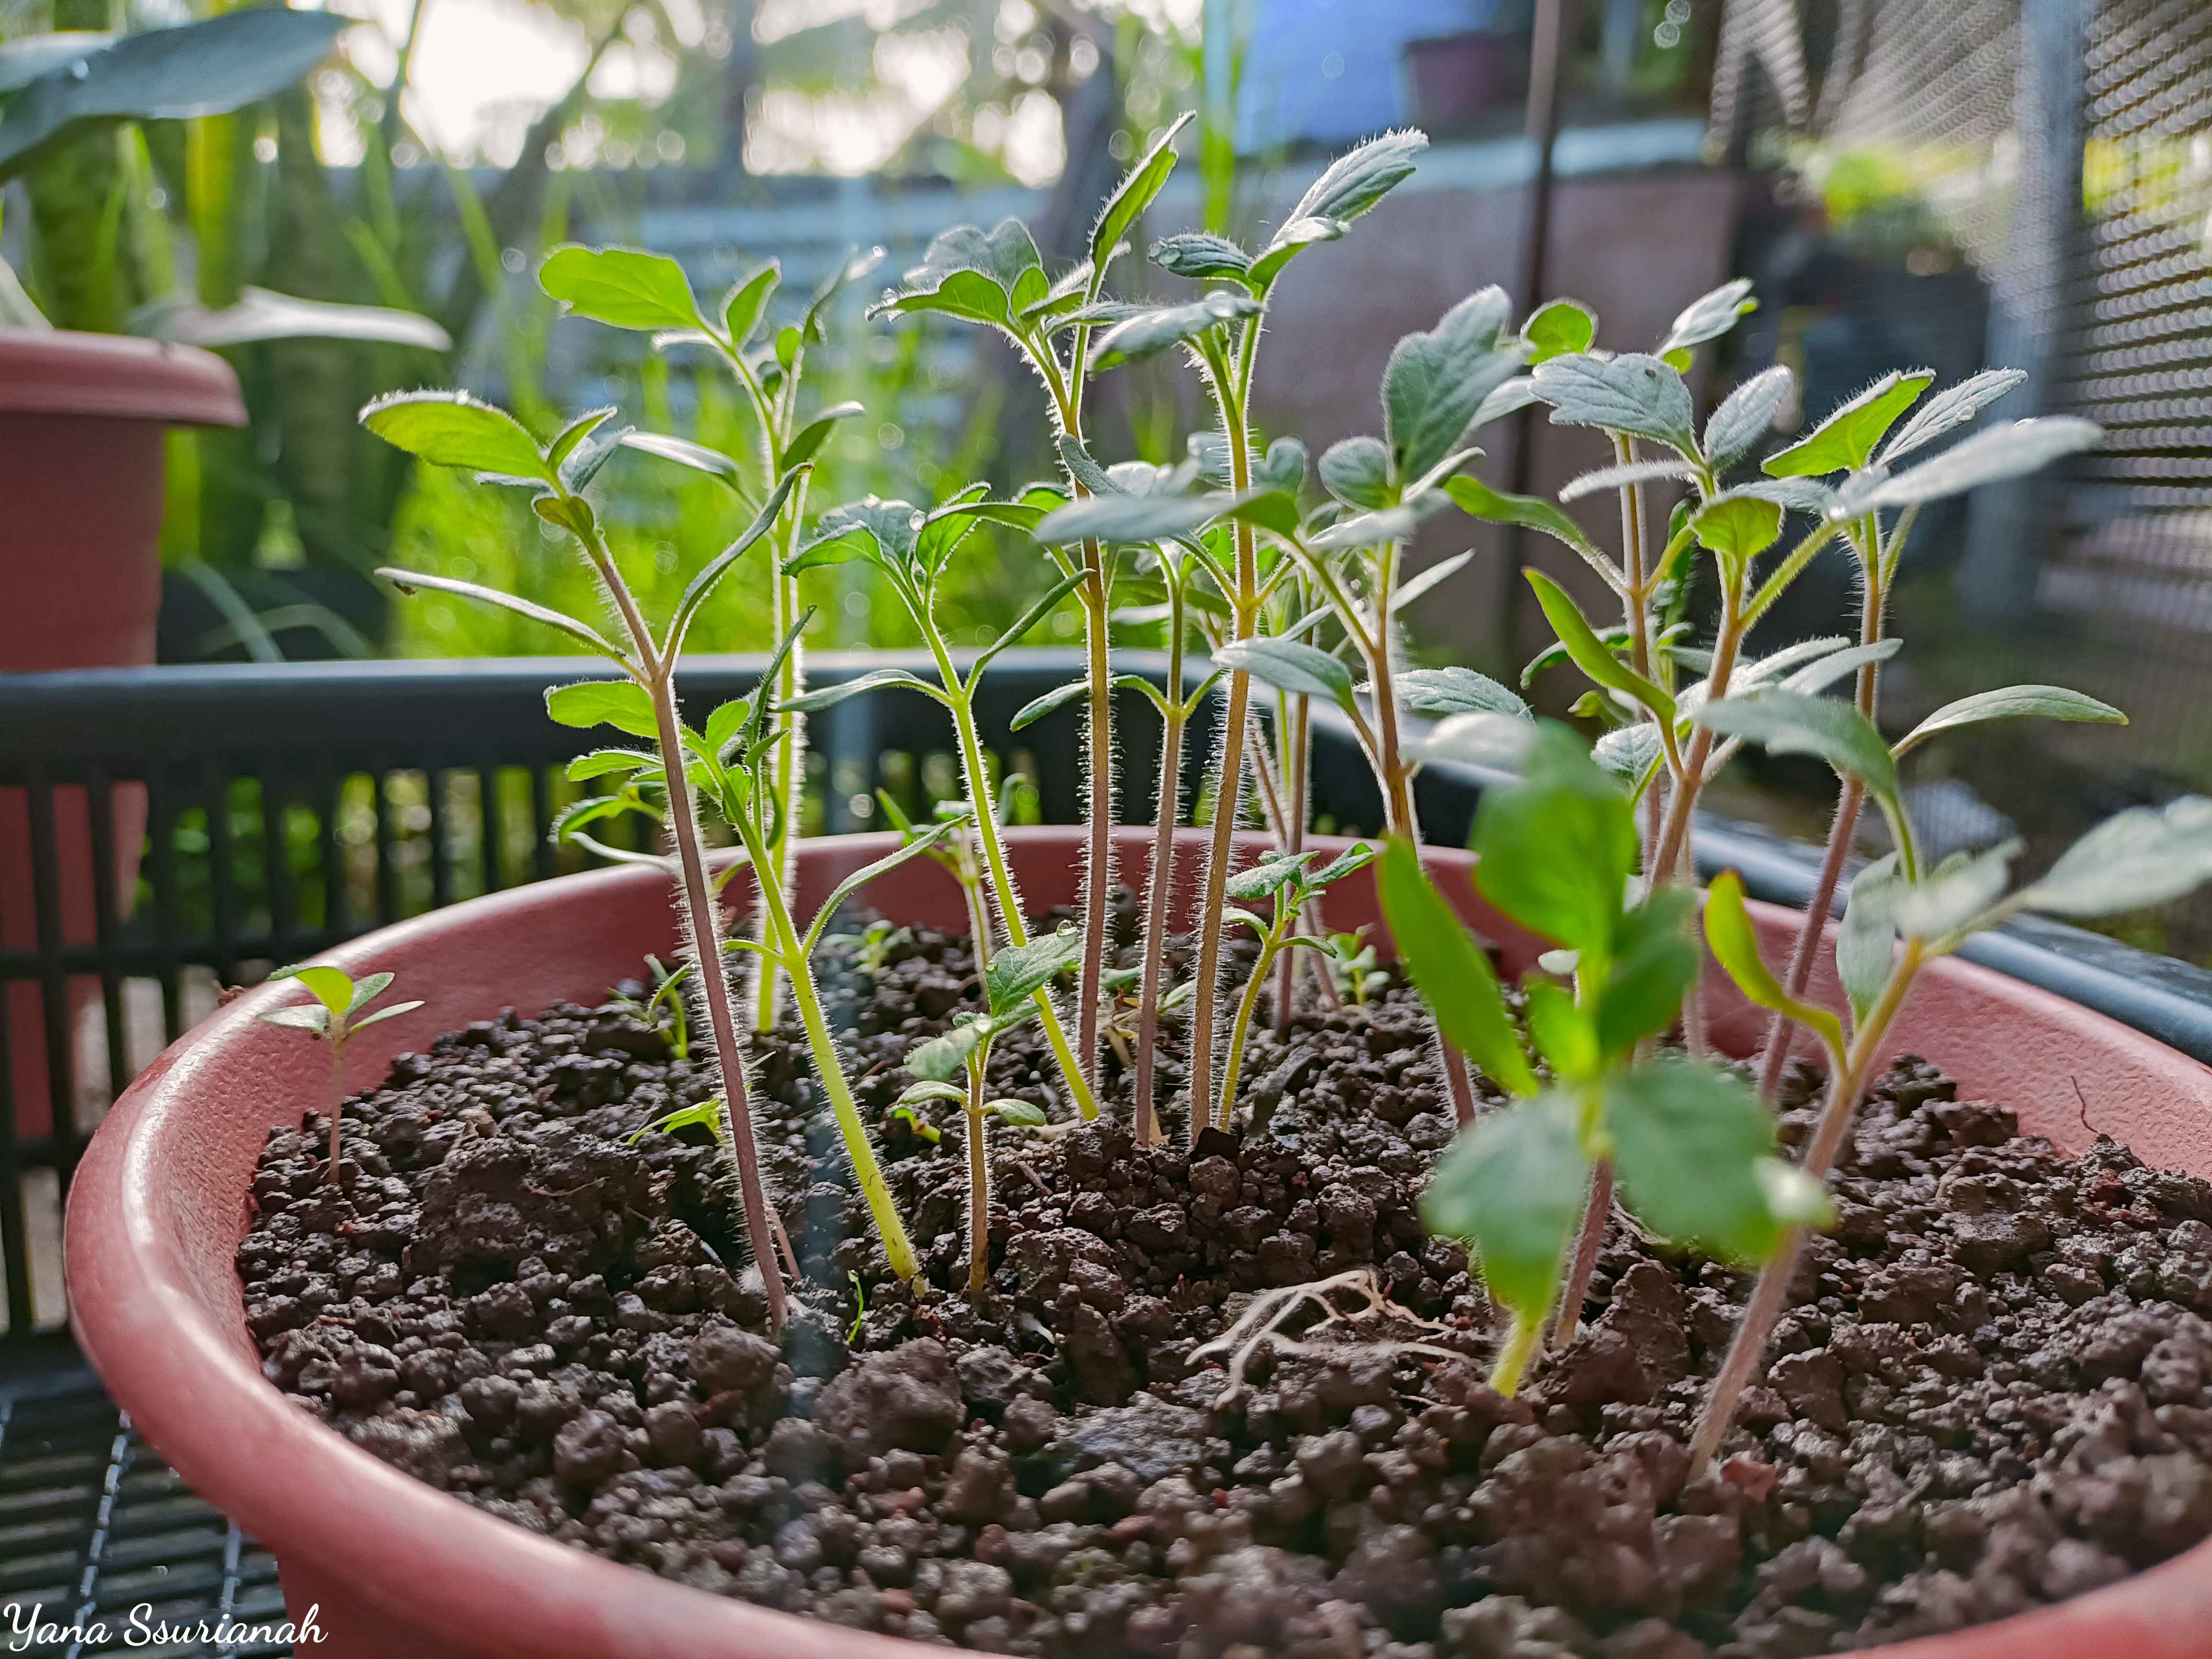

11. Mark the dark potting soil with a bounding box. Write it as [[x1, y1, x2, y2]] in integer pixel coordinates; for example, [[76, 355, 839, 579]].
[[239, 915, 2212, 1658]]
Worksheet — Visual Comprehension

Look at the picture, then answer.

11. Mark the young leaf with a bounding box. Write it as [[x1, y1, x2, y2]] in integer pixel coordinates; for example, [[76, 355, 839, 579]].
[[2020, 797, 2212, 918], [1392, 549, 1476, 613], [1377, 838, 1538, 1096], [1227, 849, 1318, 903], [1092, 290, 1261, 369], [780, 401, 864, 471], [871, 219, 1045, 330], [1523, 981, 1598, 1077], [1704, 365, 1794, 471], [1471, 723, 1639, 959], [260, 1004, 331, 1035], [722, 261, 780, 347], [344, 971, 396, 1016], [1398, 666, 1530, 721], [619, 432, 747, 495], [557, 416, 630, 493], [1890, 685, 2124, 759], [1092, 111, 1191, 274], [1607, 1059, 1791, 1264], [375, 567, 625, 661], [1893, 841, 2021, 941], [1704, 871, 1843, 1057], [1524, 570, 1675, 725], [1761, 370, 1934, 477], [1690, 492, 1786, 566], [1879, 367, 2026, 463], [984, 928, 1084, 1018], [1422, 1092, 1588, 1321], [273, 964, 354, 1021], [664, 469, 805, 657], [345, 1001, 424, 1035], [781, 667, 950, 715], [1250, 128, 1427, 288], [360, 391, 549, 484], [1522, 298, 1596, 365], [1149, 231, 1251, 282], [546, 678, 658, 738], [1308, 842, 1377, 888], [567, 749, 655, 782], [1320, 436, 1394, 511], [1470, 376, 1543, 431], [1010, 678, 1091, 731], [1654, 278, 1756, 368], [1854, 416, 2101, 509], [1557, 457, 1698, 503], [1215, 638, 1357, 713], [1695, 689, 1898, 801], [547, 407, 619, 470], [1593, 721, 1663, 783], [540, 245, 705, 335], [897, 1080, 968, 1108], [907, 1021, 985, 1084], [1532, 353, 1700, 457], [1593, 889, 1701, 1057], [1382, 286, 1526, 484], [1836, 854, 1904, 1022], [1442, 475, 1611, 573], [1034, 491, 1229, 546]]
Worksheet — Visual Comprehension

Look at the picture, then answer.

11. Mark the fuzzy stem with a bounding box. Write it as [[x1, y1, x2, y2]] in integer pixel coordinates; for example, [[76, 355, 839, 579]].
[[966, 1064, 990, 1296], [1076, 544, 1113, 1102], [752, 465, 813, 1031], [1133, 585, 1188, 1147], [1649, 564, 1750, 882], [733, 810, 920, 1281], [1690, 937, 1924, 1474], [1552, 1161, 1613, 1346], [324, 1041, 345, 1183], [1273, 692, 1310, 1036], [1490, 1308, 1545, 1396], [1217, 929, 1281, 1131]]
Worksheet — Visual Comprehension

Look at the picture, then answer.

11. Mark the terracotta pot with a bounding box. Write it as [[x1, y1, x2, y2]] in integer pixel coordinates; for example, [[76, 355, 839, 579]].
[[65, 828, 2212, 1658], [0, 328, 244, 1140]]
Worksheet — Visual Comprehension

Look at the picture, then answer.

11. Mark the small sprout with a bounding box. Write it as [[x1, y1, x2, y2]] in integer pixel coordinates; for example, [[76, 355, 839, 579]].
[[849, 918, 914, 978], [259, 965, 422, 1183], [609, 954, 691, 1060], [847, 1271, 867, 1343], [1325, 931, 1390, 1006], [885, 1102, 943, 1145], [627, 1095, 730, 1146]]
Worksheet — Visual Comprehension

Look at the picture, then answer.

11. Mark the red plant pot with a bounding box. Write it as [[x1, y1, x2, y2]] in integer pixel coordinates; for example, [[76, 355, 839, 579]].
[[0, 328, 244, 1142], [65, 828, 2212, 1658]]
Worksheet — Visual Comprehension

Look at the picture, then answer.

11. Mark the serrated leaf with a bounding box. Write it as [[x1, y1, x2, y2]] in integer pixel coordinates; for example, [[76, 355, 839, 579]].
[[1654, 278, 1757, 365], [1522, 298, 1596, 364], [1472, 722, 1639, 959], [2021, 797, 2212, 918], [1093, 111, 1190, 273], [1092, 289, 1261, 369], [1761, 370, 1934, 477], [1320, 436, 1393, 511], [1836, 853, 1904, 1022], [1891, 684, 2125, 759], [1704, 871, 1842, 1056], [546, 678, 658, 738], [1695, 689, 1897, 799], [1377, 838, 1538, 1096], [1853, 416, 2101, 509], [1608, 1059, 1790, 1266], [1383, 286, 1526, 483], [1893, 841, 2022, 941], [1216, 638, 1357, 712], [541, 245, 704, 335], [1422, 1091, 1587, 1320], [1704, 365, 1794, 471], [1150, 231, 1250, 282], [1398, 666, 1529, 720], [361, 391, 549, 484], [984, 928, 1083, 1018], [1880, 368, 2026, 463], [1533, 352, 1700, 456]]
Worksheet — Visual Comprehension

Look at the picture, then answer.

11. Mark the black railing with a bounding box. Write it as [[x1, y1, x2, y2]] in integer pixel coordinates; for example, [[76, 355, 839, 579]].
[[2, 652, 2208, 1342]]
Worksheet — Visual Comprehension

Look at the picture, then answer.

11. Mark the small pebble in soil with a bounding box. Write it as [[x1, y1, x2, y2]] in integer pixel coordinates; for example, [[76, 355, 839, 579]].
[[240, 917, 2212, 1657]]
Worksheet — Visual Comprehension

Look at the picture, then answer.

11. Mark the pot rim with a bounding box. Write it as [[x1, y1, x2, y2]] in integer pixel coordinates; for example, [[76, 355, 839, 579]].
[[0, 325, 245, 426], [62, 827, 2212, 1659]]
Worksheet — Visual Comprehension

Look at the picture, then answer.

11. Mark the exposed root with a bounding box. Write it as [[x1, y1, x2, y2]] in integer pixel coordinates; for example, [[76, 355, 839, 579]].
[[1190, 1267, 1465, 1407]]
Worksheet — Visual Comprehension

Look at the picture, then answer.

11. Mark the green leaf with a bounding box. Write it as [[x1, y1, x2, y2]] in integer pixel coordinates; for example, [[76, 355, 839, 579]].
[[1704, 871, 1843, 1057], [1033, 491, 1229, 546], [1522, 298, 1596, 365], [1319, 436, 1394, 511], [1653, 278, 1757, 366], [1557, 457, 1698, 503], [620, 432, 746, 494], [990, 1099, 1050, 1127], [1093, 111, 1190, 274], [1382, 286, 1526, 484], [0, 33, 117, 97], [1594, 888, 1701, 1057], [722, 261, 780, 347], [1593, 721, 1662, 784], [1893, 841, 2022, 941], [897, 1081, 968, 1108], [1853, 416, 2102, 510], [548, 408, 620, 471], [628, 1098, 729, 1146], [1836, 854, 1904, 1022], [546, 679, 658, 739], [1308, 493, 1450, 553], [375, 566, 625, 661], [1472, 722, 1638, 959], [1690, 492, 1786, 567], [1279, 128, 1428, 236], [361, 391, 549, 484], [2021, 797, 2212, 918], [1150, 231, 1251, 282], [1308, 842, 1378, 889], [1398, 666, 1530, 721], [1533, 352, 1699, 457], [780, 400, 864, 471], [1422, 1091, 1588, 1321], [1879, 368, 2026, 463], [1377, 838, 1539, 1096], [1092, 290, 1261, 369], [1215, 637, 1357, 713], [259, 1004, 330, 1036], [556, 416, 630, 494], [1470, 376, 1542, 431], [1442, 475, 1605, 564], [540, 245, 705, 335], [907, 1021, 984, 1084], [346, 1001, 424, 1036], [1761, 370, 1934, 477], [1524, 569, 1675, 725], [664, 469, 804, 658], [0, 10, 350, 185], [132, 287, 452, 352], [984, 927, 1083, 1018], [566, 749, 655, 782], [796, 498, 924, 574], [1891, 684, 2125, 759], [1696, 689, 1897, 800], [871, 219, 1044, 330], [1227, 849, 1318, 903], [1010, 678, 1091, 731], [1523, 981, 1598, 1077], [272, 964, 354, 1021], [1607, 1058, 1792, 1266], [1704, 365, 1794, 471], [1392, 550, 1476, 613], [782, 667, 947, 715]]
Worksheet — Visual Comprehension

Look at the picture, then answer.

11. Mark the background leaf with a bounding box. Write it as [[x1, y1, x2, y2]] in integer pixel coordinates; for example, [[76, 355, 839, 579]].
[[2022, 797, 2212, 918]]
